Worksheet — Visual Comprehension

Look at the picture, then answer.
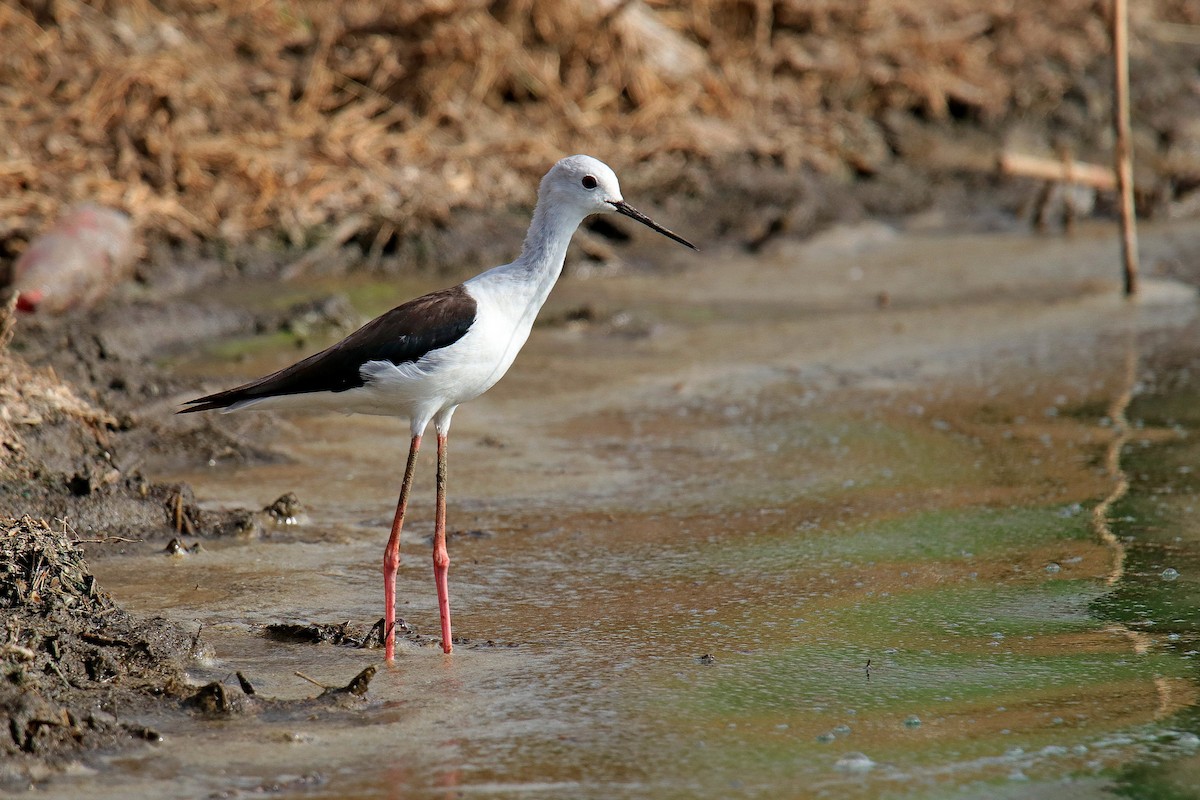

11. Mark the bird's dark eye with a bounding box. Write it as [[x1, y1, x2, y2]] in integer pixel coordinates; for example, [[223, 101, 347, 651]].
[[581, 175, 598, 189]]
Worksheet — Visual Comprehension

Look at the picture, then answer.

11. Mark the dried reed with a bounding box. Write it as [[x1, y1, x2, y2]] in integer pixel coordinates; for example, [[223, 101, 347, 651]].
[[0, 0, 1195, 250]]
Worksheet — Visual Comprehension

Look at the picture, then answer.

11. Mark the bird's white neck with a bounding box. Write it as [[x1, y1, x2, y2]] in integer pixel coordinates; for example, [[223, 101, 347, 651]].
[[516, 199, 588, 301], [474, 198, 587, 316]]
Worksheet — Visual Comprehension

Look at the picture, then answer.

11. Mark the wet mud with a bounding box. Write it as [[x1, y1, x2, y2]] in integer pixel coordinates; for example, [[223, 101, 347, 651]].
[[0, 517, 185, 781], [0, 283, 389, 790], [0, 510, 381, 789]]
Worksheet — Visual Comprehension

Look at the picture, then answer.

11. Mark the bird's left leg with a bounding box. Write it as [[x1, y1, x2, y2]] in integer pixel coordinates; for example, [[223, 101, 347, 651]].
[[433, 431, 453, 653], [383, 434, 421, 662]]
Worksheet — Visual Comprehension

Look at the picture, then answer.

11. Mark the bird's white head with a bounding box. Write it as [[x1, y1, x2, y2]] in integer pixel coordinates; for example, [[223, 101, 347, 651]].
[[540, 155, 697, 250], [541, 155, 624, 213]]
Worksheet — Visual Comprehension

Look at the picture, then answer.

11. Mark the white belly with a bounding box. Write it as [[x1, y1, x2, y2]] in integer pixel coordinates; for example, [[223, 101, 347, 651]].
[[365, 315, 522, 405]]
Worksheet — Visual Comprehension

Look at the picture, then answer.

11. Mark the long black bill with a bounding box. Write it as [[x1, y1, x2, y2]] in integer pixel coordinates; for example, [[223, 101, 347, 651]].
[[611, 200, 698, 251]]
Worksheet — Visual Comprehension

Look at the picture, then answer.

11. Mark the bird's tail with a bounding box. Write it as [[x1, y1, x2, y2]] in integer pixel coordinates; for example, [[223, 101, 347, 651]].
[[177, 386, 256, 414]]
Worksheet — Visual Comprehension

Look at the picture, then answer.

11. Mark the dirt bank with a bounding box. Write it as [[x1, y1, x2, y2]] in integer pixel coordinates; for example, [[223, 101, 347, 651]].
[[3, 1, 1200, 260], [0, 515, 190, 785], [0, 288, 388, 788]]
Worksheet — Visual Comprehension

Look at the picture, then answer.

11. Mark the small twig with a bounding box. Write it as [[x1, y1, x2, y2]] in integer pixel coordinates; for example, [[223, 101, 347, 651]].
[[294, 670, 328, 689], [366, 221, 395, 269], [998, 151, 1116, 190], [165, 492, 196, 536], [172, 493, 185, 534], [71, 536, 143, 544], [46, 659, 74, 690], [81, 633, 133, 648], [1147, 20, 1200, 45]]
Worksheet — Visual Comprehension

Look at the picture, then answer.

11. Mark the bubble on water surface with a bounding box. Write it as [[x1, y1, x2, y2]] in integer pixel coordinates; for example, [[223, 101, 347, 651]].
[[1161, 567, 1180, 581], [834, 753, 874, 773]]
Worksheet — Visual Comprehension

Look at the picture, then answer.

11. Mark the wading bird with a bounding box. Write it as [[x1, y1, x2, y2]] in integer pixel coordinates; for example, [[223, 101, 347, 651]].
[[181, 155, 697, 660]]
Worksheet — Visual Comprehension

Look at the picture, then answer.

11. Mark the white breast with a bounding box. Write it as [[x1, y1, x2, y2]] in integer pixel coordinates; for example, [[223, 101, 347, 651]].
[[347, 282, 534, 427]]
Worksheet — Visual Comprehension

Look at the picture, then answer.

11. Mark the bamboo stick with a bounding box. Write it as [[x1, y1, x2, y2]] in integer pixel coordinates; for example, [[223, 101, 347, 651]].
[[1112, 0, 1139, 296], [998, 152, 1117, 190]]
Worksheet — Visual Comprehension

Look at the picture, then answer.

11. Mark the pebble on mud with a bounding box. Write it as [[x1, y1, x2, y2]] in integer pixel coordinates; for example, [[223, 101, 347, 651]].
[[163, 537, 203, 556], [264, 492, 305, 525]]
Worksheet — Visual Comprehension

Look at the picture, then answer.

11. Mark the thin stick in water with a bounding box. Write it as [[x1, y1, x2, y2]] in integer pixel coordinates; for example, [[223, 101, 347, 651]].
[[1112, 0, 1139, 296]]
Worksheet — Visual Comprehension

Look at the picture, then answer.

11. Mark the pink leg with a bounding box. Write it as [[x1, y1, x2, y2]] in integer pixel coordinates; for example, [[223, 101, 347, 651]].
[[433, 432, 453, 653], [383, 434, 421, 662]]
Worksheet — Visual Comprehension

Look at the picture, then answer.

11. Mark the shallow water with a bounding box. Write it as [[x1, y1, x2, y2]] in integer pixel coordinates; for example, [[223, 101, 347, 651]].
[[68, 221, 1200, 797]]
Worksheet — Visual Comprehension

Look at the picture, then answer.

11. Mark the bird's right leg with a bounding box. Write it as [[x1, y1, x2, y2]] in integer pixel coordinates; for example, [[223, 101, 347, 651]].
[[383, 434, 421, 662]]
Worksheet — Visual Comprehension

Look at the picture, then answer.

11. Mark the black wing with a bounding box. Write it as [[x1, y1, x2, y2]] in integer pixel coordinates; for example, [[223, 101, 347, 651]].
[[180, 285, 477, 413]]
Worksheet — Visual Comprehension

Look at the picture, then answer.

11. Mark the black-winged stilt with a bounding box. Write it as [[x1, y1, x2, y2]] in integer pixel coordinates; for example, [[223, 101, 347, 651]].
[[181, 155, 696, 660]]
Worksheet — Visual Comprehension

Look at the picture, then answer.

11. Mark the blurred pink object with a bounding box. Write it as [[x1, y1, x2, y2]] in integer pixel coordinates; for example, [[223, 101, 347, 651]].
[[13, 204, 136, 314]]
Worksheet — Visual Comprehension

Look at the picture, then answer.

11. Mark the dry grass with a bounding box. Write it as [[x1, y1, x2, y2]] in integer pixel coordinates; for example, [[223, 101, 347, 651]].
[[1, 0, 1197, 249]]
